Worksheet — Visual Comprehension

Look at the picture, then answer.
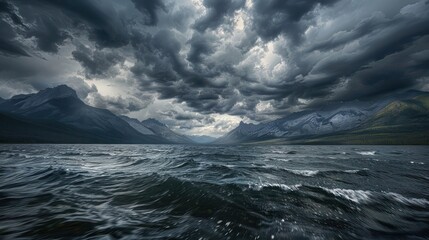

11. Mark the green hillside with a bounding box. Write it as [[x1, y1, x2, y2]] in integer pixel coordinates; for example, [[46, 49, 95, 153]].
[[245, 94, 429, 145], [307, 96, 429, 144]]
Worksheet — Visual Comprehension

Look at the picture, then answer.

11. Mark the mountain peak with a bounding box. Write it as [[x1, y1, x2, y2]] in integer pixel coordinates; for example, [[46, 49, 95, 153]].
[[239, 121, 249, 126], [21, 85, 79, 108], [142, 118, 166, 127], [4, 85, 80, 110], [238, 121, 255, 127], [140, 118, 194, 143], [40, 85, 78, 99]]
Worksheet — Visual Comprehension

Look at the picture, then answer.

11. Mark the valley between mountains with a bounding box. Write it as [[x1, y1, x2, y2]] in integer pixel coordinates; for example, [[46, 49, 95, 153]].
[[1, 85, 428, 144]]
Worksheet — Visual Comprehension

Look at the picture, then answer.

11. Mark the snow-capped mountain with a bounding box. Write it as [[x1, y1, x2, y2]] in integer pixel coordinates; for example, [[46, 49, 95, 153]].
[[217, 108, 371, 144], [216, 90, 429, 144]]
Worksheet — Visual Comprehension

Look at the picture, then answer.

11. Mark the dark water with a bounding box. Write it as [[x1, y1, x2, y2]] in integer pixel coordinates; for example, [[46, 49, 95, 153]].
[[0, 145, 428, 239]]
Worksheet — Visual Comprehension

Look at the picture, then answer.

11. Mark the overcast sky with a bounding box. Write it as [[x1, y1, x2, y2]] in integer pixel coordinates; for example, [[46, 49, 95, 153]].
[[1, 0, 428, 136]]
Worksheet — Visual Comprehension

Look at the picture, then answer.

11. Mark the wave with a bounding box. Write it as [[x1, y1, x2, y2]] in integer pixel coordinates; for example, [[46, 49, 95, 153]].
[[61, 152, 81, 156], [356, 151, 376, 156], [1, 144, 428, 239], [85, 152, 113, 157], [60, 151, 111, 157], [172, 159, 200, 169], [322, 187, 429, 206], [26, 166, 85, 184], [410, 161, 424, 165], [157, 178, 429, 209], [269, 150, 298, 154], [287, 169, 319, 177], [249, 183, 302, 191], [271, 150, 284, 154], [3, 153, 31, 158], [322, 188, 372, 203], [285, 168, 366, 177], [387, 192, 429, 206], [342, 170, 361, 173]]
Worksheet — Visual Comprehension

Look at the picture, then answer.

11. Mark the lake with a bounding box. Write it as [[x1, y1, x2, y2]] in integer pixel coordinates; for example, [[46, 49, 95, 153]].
[[1, 144, 428, 239]]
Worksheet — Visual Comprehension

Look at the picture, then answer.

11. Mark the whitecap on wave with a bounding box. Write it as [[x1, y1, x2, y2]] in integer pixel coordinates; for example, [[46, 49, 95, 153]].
[[285, 169, 364, 177], [322, 188, 372, 203], [342, 170, 361, 173], [322, 187, 429, 206], [356, 151, 376, 156], [288, 169, 319, 177], [249, 183, 302, 191], [385, 192, 429, 206]]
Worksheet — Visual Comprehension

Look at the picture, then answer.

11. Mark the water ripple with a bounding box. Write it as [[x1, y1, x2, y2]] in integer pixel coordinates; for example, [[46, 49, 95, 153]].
[[0, 144, 428, 239]]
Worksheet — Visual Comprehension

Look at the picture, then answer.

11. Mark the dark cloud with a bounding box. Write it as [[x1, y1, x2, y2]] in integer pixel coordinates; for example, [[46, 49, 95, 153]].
[[53, 0, 130, 48], [0, 0, 73, 55], [251, 0, 339, 42], [0, 2, 29, 57], [0, 0, 25, 26], [89, 92, 152, 115], [130, 30, 182, 85], [22, 0, 130, 48], [194, 0, 245, 32], [27, 17, 69, 53], [301, 5, 429, 102], [306, 14, 386, 53], [132, 0, 165, 25], [157, 108, 216, 132], [0, 0, 428, 134], [187, 32, 215, 64], [131, 28, 216, 93], [337, 35, 429, 100], [72, 43, 125, 78], [0, 38, 29, 57]]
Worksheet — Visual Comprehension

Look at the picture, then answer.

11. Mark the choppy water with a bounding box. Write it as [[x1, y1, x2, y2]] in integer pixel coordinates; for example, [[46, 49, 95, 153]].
[[1, 144, 428, 239]]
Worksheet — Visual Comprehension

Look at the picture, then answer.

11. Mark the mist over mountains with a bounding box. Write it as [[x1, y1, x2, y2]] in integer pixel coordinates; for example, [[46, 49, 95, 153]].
[[0, 85, 428, 144]]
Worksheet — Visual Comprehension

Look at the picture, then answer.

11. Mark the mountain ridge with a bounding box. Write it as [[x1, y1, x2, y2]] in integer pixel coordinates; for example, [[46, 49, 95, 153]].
[[140, 118, 194, 144], [215, 90, 429, 145], [1, 85, 427, 144], [0, 85, 189, 144], [186, 135, 217, 144]]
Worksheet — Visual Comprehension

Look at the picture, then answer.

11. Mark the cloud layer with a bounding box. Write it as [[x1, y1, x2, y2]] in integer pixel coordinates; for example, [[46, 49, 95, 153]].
[[1, 0, 428, 136]]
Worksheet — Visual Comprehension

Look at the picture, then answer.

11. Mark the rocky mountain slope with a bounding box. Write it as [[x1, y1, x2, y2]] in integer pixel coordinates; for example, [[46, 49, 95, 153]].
[[0, 85, 189, 144], [216, 91, 429, 145], [140, 118, 193, 144]]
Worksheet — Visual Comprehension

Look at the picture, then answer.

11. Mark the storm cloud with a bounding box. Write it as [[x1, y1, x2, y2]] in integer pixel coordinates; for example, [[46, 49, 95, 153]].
[[0, 0, 428, 136]]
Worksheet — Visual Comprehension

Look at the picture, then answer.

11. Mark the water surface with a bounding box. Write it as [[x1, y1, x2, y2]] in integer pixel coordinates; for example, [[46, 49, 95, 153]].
[[1, 144, 428, 239]]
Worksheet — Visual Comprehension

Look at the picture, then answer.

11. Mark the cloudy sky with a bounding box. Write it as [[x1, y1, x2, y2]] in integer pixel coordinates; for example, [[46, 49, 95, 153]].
[[1, 0, 428, 136]]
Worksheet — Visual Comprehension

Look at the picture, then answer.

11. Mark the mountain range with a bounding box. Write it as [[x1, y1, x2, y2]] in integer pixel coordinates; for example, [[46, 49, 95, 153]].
[[215, 90, 429, 145], [0, 85, 193, 144], [0, 85, 428, 144]]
